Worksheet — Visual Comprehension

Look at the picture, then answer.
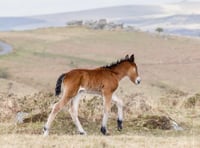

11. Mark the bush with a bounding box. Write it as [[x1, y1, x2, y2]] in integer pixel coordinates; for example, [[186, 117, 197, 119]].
[[155, 27, 164, 33]]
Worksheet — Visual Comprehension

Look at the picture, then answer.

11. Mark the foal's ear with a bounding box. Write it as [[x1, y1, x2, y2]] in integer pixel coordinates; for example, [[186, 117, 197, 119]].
[[130, 54, 135, 62], [125, 54, 129, 59]]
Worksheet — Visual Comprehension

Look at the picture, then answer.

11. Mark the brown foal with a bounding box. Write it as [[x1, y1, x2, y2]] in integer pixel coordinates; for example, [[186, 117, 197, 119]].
[[43, 54, 141, 136]]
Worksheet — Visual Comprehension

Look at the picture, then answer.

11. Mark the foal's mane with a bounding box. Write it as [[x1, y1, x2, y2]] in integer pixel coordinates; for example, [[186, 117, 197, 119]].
[[102, 54, 135, 69]]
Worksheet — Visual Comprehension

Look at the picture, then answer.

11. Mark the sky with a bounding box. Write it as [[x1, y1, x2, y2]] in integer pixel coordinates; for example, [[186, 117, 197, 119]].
[[0, 0, 197, 17]]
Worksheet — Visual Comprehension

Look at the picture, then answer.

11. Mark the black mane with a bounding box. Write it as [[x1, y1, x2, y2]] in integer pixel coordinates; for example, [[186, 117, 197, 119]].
[[102, 54, 135, 69]]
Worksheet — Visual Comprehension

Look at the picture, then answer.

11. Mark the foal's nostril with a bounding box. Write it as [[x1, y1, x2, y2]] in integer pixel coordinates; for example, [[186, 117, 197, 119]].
[[135, 77, 141, 85]]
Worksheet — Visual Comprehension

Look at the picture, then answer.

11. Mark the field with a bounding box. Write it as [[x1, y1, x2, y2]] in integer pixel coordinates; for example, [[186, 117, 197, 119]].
[[0, 27, 200, 147]]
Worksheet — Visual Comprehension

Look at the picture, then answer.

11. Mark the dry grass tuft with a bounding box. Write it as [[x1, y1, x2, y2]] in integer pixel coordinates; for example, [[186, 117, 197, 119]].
[[184, 93, 200, 108], [134, 115, 171, 130], [1, 91, 197, 136]]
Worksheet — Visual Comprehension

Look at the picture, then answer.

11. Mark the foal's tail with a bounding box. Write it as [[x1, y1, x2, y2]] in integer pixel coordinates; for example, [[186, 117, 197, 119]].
[[55, 73, 66, 96]]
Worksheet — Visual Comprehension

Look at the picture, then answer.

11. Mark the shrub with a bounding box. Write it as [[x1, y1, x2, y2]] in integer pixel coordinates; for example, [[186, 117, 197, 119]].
[[155, 27, 164, 33]]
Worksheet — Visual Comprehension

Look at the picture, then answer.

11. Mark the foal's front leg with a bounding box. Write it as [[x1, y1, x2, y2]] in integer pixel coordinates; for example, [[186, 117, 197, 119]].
[[112, 94, 123, 131], [101, 94, 112, 135]]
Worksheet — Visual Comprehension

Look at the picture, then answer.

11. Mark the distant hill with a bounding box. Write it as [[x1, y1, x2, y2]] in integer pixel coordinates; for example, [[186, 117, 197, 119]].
[[0, 5, 163, 31], [0, 17, 45, 31], [0, 2, 200, 37]]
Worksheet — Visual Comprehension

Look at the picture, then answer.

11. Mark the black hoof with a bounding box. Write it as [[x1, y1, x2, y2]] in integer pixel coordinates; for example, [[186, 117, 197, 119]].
[[117, 119, 123, 131], [43, 126, 47, 132], [100, 126, 107, 135], [79, 132, 86, 135]]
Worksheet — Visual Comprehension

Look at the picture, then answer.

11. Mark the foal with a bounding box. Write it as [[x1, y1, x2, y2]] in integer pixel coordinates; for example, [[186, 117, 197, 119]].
[[43, 54, 141, 136]]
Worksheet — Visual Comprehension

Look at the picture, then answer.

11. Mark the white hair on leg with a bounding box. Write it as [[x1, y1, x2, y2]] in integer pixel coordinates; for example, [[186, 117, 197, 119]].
[[43, 102, 60, 136], [102, 111, 108, 128], [101, 105, 109, 135], [44, 90, 70, 136], [112, 94, 123, 121], [102, 97, 108, 128], [69, 91, 87, 135], [101, 95, 112, 135], [43, 127, 49, 137], [112, 94, 123, 131]]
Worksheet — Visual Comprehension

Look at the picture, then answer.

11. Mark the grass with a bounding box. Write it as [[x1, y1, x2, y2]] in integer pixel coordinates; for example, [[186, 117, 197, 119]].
[[1, 91, 200, 136], [0, 26, 200, 147], [0, 68, 10, 79], [150, 81, 187, 97], [0, 134, 199, 148], [1, 90, 200, 147], [184, 93, 200, 108]]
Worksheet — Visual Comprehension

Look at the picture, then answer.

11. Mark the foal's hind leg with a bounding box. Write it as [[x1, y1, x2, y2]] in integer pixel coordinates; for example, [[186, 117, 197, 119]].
[[69, 92, 86, 135], [112, 94, 123, 131], [43, 94, 70, 136]]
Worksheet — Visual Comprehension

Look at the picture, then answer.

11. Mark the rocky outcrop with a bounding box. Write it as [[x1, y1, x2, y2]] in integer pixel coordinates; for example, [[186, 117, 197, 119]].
[[67, 20, 83, 26], [67, 19, 124, 30]]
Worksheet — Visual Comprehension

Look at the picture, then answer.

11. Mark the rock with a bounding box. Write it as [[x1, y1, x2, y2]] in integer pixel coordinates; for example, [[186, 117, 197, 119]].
[[16, 111, 29, 124], [96, 19, 107, 29], [124, 26, 136, 32], [84, 20, 97, 28], [171, 120, 183, 131], [81, 19, 124, 30], [67, 20, 83, 26]]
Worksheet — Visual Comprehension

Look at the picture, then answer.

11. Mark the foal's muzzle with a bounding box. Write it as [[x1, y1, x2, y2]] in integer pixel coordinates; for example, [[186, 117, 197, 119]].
[[135, 77, 141, 85]]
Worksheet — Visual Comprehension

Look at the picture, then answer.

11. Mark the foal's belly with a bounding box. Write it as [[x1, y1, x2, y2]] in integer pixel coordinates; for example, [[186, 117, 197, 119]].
[[78, 86, 102, 96]]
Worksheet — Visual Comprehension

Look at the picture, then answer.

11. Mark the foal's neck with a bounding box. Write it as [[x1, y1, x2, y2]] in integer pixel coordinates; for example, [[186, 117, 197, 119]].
[[110, 62, 130, 81]]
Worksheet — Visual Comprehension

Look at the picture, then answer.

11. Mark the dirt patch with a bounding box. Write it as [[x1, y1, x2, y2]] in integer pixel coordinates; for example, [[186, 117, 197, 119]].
[[133, 115, 171, 130]]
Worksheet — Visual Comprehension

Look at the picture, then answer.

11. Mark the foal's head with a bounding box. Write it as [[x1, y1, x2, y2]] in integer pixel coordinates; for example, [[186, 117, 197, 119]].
[[103, 54, 141, 85], [125, 54, 141, 85]]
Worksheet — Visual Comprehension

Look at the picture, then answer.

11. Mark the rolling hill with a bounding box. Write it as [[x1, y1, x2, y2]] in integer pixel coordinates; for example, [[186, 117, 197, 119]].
[[0, 22, 200, 147], [0, 2, 200, 37]]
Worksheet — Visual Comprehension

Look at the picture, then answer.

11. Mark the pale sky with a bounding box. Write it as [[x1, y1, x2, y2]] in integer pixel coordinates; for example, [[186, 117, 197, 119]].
[[0, 0, 197, 17]]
